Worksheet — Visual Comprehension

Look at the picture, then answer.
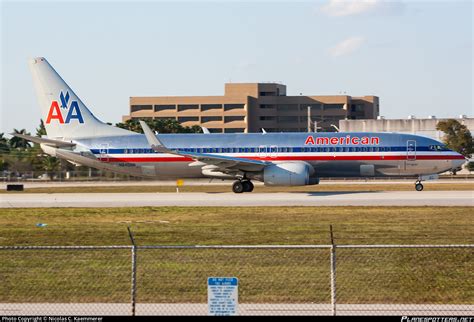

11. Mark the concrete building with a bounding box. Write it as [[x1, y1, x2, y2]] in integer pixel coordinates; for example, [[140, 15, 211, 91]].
[[124, 83, 379, 133], [339, 115, 474, 140]]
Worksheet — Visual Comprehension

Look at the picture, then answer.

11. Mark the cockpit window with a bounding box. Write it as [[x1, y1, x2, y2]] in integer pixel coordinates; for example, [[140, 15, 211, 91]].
[[429, 145, 448, 151]]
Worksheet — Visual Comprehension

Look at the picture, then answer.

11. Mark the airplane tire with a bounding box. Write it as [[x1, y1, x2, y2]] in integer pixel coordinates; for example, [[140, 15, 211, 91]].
[[232, 181, 244, 193], [246, 181, 254, 192], [242, 180, 254, 192], [415, 183, 424, 191]]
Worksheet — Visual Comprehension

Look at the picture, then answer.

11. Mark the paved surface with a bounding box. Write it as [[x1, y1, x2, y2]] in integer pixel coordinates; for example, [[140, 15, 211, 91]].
[[1, 179, 473, 188], [0, 303, 472, 316], [1, 191, 473, 208]]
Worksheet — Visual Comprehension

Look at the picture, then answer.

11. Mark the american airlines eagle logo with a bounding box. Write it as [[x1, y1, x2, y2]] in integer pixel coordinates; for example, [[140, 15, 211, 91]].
[[45, 91, 84, 124]]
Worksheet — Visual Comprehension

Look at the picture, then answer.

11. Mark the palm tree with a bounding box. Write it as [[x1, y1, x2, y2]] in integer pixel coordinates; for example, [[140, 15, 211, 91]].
[[116, 118, 203, 134], [184, 125, 203, 134], [9, 129, 31, 150], [0, 133, 9, 153], [0, 158, 8, 171], [36, 119, 46, 137], [116, 119, 143, 133], [42, 155, 61, 180]]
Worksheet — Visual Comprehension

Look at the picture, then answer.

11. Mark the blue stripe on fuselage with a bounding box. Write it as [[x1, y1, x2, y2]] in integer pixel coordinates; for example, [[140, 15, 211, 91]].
[[90, 146, 445, 154]]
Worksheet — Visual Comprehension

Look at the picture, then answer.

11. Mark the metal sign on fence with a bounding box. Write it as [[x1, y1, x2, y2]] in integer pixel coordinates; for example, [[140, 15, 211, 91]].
[[208, 277, 238, 316]]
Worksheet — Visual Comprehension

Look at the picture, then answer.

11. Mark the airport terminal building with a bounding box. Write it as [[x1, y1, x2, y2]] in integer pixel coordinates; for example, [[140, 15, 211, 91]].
[[124, 83, 379, 133]]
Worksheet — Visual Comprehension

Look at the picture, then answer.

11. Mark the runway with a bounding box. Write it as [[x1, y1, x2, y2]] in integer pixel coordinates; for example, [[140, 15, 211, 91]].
[[1, 190, 473, 207], [1, 303, 472, 316]]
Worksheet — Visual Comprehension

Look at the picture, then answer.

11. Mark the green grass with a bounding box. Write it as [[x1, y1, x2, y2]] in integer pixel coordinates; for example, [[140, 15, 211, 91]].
[[0, 207, 473, 304], [2, 182, 474, 193], [0, 206, 473, 246]]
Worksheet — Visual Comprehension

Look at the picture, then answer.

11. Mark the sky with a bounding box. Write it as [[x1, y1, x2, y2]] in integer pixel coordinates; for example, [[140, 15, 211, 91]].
[[1, 0, 473, 135]]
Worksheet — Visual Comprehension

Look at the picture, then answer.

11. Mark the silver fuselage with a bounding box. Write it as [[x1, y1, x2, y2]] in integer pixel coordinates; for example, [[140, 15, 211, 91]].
[[70, 132, 465, 180]]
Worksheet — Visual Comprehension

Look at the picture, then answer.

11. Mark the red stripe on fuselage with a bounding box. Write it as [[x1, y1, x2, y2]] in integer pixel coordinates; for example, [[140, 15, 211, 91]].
[[97, 154, 465, 163]]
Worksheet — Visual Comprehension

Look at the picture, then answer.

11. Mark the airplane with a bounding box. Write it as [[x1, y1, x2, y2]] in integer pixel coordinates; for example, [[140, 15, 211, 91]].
[[13, 57, 466, 193]]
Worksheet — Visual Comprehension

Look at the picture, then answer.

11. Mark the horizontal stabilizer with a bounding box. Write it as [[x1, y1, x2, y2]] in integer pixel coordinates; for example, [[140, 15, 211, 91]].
[[10, 133, 76, 148]]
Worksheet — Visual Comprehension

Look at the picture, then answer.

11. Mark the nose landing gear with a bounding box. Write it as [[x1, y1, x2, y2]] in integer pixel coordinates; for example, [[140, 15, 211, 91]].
[[414, 174, 439, 191], [415, 181, 424, 191], [232, 180, 254, 193]]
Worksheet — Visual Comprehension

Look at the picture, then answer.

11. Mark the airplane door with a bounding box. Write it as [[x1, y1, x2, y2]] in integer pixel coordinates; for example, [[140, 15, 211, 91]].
[[99, 143, 109, 162], [407, 140, 416, 161]]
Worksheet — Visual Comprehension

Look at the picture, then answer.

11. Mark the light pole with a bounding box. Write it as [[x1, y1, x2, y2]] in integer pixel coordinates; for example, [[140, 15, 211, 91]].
[[307, 106, 311, 132]]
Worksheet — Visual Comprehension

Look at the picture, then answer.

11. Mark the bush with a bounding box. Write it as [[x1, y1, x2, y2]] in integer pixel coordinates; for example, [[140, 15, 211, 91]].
[[465, 161, 474, 172]]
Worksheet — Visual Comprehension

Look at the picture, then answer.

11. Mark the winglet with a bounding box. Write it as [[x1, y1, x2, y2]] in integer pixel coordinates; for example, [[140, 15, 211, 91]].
[[139, 120, 173, 153], [201, 126, 210, 134]]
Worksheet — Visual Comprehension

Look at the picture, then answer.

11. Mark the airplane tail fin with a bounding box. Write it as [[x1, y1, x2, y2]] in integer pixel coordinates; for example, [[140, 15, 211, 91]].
[[29, 57, 133, 139]]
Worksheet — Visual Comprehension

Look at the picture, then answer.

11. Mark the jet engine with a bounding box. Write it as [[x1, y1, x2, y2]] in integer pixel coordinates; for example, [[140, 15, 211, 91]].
[[263, 162, 318, 186]]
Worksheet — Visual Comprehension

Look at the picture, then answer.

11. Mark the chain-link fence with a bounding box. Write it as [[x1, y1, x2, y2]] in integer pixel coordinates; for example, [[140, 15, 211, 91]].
[[0, 245, 472, 316]]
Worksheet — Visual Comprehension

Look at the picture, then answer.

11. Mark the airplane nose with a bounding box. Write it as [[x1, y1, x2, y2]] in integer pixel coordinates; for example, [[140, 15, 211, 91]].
[[451, 155, 467, 171]]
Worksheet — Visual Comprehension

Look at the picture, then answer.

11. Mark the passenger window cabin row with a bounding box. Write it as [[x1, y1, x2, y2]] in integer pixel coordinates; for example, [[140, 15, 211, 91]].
[[121, 146, 396, 154]]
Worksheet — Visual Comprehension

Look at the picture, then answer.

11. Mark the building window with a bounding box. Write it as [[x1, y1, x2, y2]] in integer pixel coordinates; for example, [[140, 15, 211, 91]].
[[324, 104, 344, 110], [208, 128, 223, 133], [154, 105, 176, 112], [260, 104, 275, 109], [224, 104, 245, 111], [351, 104, 364, 112], [259, 116, 276, 121], [302, 104, 322, 111], [178, 117, 199, 122], [201, 104, 222, 111], [131, 105, 152, 112], [155, 117, 176, 121], [277, 116, 299, 123], [202, 116, 222, 123], [259, 91, 276, 96], [224, 128, 245, 133], [277, 104, 298, 111], [324, 116, 344, 122], [178, 104, 199, 112], [224, 116, 245, 123]]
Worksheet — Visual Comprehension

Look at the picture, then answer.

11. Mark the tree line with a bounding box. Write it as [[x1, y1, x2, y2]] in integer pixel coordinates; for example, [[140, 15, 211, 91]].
[[0, 118, 472, 179]]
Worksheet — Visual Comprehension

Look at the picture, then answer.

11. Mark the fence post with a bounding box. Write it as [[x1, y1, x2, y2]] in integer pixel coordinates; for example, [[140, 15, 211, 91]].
[[329, 225, 336, 316], [128, 227, 137, 316]]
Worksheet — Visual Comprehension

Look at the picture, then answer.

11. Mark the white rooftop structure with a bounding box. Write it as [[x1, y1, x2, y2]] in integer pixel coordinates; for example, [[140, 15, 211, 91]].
[[339, 116, 474, 140]]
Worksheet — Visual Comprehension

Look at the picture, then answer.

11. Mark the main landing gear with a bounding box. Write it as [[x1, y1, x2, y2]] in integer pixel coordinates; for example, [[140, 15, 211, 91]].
[[415, 181, 424, 191], [232, 180, 254, 193]]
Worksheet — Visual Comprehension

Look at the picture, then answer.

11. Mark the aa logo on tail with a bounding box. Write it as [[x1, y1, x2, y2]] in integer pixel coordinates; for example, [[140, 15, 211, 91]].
[[46, 91, 84, 124]]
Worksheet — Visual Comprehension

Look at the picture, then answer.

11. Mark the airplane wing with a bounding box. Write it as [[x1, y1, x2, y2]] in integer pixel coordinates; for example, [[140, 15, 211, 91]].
[[10, 133, 76, 148], [139, 121, 267, 173]]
